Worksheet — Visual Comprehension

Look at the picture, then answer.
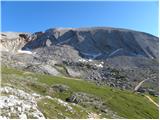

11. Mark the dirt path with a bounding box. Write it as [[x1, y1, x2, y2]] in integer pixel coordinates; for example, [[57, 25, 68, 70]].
[[134, 77, 158, 108], [144, 95, 159, 108], [134, 76, 156, 92], [134, 79, 148, 91]]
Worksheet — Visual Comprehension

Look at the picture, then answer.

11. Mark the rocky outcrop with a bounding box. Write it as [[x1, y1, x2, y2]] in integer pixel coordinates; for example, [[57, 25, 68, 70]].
[[0, 86, 45, 119]]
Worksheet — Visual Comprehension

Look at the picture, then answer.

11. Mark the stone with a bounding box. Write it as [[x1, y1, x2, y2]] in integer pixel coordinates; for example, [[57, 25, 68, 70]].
[[8, 113, 11, 117], [17, 106, 22, 112], [10, 107, 14, 112], [19, 113, 27, 119], [137, 87, 146, 93], [4, 99, 9, 103], [148, 89, 156, 96], [32, 93, 41, 98], [110, 83, 115, 87], [46, 39, 52, 47], [0, 116, 8, 119], [101, 108, 108, 113]]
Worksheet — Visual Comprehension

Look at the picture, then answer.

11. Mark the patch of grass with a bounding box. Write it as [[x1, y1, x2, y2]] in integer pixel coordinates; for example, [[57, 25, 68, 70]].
[[105, 92, 158, 118], [142, 82, 158, 90], [37, 98, 88, 119], [1, 66, 24, 75], [54, 91, 72, 100], [26, 82, 48, 95]]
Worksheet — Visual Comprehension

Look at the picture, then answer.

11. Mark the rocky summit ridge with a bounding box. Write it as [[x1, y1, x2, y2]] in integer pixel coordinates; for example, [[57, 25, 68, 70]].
[[1, 27, 159, 59]]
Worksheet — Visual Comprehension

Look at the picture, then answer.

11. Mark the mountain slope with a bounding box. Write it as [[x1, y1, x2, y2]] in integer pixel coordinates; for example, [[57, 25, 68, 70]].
[[1, 66, 158, 119], [0, 27, 159, 101], [0, 27, 159, 119]]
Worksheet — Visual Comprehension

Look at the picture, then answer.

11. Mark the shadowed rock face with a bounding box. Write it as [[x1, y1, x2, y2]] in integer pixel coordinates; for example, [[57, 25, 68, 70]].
[[22, 27, 158, 59]]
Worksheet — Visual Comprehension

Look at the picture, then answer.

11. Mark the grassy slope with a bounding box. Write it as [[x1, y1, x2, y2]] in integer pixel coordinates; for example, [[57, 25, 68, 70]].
[[1, 66, 159, 119]]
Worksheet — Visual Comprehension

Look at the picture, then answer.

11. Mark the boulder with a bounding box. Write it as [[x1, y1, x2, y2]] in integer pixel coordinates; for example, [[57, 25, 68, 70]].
[[66, 67, 81, 77], [40, 65, 60, 76]]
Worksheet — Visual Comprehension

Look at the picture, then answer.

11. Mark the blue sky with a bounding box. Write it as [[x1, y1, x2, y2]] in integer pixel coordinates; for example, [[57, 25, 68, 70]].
[[1, 1, 158, 36]]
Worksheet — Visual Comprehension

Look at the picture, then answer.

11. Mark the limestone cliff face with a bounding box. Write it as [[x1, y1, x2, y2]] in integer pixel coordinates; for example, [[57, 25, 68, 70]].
[[0, 32, 30, 53]]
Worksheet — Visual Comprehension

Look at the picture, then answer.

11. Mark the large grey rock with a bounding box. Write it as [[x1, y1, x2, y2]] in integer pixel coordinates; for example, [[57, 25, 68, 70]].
[[39, 65, 60, 76], [66, 67, 81, 77]]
